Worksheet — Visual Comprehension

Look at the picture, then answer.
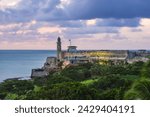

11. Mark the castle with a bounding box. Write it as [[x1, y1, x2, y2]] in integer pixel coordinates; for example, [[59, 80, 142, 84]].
[[31, 37, 150, 78]]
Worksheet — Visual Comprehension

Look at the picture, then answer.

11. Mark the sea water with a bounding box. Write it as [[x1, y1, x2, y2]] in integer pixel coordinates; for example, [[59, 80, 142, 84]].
[[0, 50, 56, 82]]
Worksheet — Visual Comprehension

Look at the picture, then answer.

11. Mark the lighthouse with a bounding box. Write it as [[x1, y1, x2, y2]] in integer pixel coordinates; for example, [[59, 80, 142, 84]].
[[57, 37, 62, 61]]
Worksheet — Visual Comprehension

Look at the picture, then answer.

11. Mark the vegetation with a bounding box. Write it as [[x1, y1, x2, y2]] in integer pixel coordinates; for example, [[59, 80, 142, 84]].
[[0, 60, 150, 100]]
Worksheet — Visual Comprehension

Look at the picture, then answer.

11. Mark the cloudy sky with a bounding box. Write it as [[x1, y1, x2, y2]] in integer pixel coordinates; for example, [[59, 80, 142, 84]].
[[0, 0, 150, 50]]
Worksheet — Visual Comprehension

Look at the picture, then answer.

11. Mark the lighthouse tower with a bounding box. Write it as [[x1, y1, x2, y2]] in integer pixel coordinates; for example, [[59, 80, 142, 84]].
[[57, 37, 62, 61]]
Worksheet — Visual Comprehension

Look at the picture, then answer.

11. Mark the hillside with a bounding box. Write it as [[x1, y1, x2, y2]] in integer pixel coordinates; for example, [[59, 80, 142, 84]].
[[0, 61, 150, 100]]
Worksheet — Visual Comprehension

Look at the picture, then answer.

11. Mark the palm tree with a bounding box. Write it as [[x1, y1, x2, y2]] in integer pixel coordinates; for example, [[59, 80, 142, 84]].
[[124, 79, 150, 100], [141, 60, 150, 79]]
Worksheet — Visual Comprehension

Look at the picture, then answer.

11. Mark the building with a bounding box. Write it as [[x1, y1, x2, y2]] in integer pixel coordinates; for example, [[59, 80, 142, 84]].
[[31, 37, 61, 78], [31, 37, 150, 78], [61, 39, 128, 65], [43, 57, 58, 72]]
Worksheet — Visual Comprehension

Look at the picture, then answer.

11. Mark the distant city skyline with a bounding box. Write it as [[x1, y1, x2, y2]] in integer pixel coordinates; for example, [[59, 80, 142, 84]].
[[0, 0, 150, 50]]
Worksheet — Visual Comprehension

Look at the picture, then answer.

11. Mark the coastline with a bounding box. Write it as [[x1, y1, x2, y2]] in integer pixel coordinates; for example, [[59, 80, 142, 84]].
[[0, 50, 56, 82], [0, 76, 31, 83]]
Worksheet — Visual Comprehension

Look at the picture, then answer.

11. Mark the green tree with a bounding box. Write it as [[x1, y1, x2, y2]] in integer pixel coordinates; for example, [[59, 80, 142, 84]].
[[46, 72, 73, 85], [141, 60, 150, 78], [30, 82, 99, 100], [90, 75, 133, 99], [89, 64, 110, 77], [0, 80, 34, 99], [61, 65, 91, 81], [124, 79, 150, 100]]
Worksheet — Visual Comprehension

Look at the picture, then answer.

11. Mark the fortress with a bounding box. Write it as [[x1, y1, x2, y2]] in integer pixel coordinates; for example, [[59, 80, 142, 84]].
[[31, 37, 150, 78]]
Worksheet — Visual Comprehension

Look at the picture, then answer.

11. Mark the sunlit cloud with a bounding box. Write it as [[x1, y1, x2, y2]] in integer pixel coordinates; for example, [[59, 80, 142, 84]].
[[0, 0, 150, 50], [140, 18, 150, 27], [57, 0, 72, 9], [37, 26, 62, 34], [86, 19, 97, 26], [0, 0, 20, 10]]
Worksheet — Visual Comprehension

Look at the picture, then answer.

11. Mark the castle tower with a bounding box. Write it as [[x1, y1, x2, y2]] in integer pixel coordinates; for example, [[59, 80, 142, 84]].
[[57, 37, 62, 61]]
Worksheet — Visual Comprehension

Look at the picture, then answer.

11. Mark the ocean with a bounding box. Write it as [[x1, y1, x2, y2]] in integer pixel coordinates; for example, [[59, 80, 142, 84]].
[[0, 50, 56, 82]]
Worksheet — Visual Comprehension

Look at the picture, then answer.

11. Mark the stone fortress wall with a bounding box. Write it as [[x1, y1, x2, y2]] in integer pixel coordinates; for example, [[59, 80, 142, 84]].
[[31, 37, 150, 78]]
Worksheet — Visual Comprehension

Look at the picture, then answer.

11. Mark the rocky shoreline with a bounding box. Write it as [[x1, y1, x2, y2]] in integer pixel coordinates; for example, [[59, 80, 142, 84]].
[[3, 76, 31, 82]]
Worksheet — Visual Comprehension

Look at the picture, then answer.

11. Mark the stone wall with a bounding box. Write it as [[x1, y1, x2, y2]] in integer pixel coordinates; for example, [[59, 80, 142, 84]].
[[43, 57, 58, 72], [31, 69, 48, 78]]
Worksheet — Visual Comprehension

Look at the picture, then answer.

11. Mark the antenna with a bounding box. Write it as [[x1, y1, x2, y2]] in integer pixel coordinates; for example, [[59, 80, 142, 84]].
[[69, 39, 72, 46]]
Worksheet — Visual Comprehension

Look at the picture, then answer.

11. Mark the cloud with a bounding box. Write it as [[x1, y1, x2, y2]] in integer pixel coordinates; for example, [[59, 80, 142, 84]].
[[130, 28, 142, 32], [96, 18, 141, 27], [64, 27, 118, 35], [0, 0, 20, 10], [64, 0, 150, 19], [0, 0, 61, 23], [37, 26, 62, 34], [86, 19, 97, 26], [0, 0, 150, 49], [1, 0, 150, 23], [56, 20, 84, 28], [51, 18, 140, 28]]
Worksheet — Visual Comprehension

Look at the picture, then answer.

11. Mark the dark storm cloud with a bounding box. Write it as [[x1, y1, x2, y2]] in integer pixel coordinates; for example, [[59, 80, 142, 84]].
[[1, 0, 150, 23], [50, 18, 140, 28], [65, 0, 150, 19], [96, 18, 141, 27], [56, 20, 84, 28], [104, 33, 127, 40], [63, 27, 118, 35], [0, 0, 61, 23]]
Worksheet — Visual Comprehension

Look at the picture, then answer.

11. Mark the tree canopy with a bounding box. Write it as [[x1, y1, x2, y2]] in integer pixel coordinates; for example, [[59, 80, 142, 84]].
[[0, 60, 150, 100]]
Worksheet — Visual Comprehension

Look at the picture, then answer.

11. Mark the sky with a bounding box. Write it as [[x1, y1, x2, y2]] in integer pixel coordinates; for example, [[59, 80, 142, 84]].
[[0, 0, 150, 50]]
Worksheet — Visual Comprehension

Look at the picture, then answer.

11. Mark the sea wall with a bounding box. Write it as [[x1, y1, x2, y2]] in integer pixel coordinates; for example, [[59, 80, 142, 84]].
[[31, 57, 58, 78], [31, 69, 48, 78]]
